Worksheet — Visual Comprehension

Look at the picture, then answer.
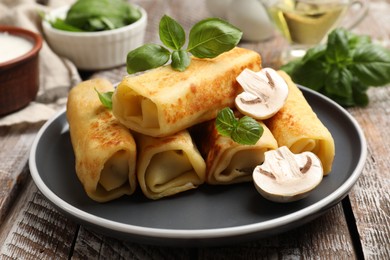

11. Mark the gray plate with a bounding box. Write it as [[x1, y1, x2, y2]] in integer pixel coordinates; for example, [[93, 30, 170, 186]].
[[29, 86, 367, 247]]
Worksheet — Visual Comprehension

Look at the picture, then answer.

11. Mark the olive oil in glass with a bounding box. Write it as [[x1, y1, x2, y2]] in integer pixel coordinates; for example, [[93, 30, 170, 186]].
[[266, 0, 350, 60]]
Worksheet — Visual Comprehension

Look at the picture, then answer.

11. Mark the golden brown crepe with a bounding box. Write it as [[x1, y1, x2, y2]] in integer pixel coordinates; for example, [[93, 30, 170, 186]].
[[112, 47, 261, 137], [193, 119, 278, 184], [264, 71, 335, 174], [66, 78, 137, 202], [135, 130, 206, 200]]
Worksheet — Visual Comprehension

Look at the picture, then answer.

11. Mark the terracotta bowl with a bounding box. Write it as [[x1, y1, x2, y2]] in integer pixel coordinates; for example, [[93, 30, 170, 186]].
[[0, 26, 43, 116]]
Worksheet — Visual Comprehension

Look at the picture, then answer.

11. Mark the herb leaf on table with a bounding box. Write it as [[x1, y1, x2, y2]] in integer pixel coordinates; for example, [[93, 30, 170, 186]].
[[281, 28, 390, 107]]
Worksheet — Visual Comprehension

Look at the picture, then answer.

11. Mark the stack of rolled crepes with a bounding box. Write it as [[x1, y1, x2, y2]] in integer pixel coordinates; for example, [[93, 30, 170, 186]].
[[66, 47, 335, 202]]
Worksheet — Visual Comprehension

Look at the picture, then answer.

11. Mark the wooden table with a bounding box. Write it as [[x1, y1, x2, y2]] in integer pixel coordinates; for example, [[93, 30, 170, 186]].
[[1, 0, 389, 258]]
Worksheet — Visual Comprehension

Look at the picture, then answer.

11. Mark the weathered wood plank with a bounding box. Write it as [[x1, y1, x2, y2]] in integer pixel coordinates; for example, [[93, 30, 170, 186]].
[[0, 177, 77, 259], [0, 123, 42, 224], [71, 227, 196, 259], [348, 87, 390, 259], [342, 2, 390, 258]]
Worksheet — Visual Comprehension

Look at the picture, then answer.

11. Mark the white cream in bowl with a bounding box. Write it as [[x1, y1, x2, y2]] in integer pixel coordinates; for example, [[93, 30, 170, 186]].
[[0, 32, 33, 63]]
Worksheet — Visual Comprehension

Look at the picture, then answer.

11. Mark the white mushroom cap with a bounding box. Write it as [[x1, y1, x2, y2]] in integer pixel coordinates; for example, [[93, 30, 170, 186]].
[[253, 146, 323, 203], [235, 68, 289, 120]]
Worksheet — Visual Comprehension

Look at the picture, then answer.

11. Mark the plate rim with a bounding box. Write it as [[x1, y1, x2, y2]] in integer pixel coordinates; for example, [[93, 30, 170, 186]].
[[29, 85, 367, 240]]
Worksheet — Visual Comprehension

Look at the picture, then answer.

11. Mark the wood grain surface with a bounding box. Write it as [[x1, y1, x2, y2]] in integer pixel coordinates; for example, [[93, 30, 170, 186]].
[[0, 0, 389, 259]]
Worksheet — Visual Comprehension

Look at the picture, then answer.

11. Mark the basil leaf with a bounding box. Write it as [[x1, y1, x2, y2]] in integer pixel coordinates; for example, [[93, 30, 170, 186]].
[[65, 0, 140, 31], [281, 45, 327, 91], [283, 28, 390, 107], [351, 80, 369, 107], [159, 15, 186, 50], [325, 67, 353, 98], [289, 59, 328, 91], [303, 44, 326, 63], [326, 28, 351, 64], [231, 116, 263, 145], [171, 50, 191, 72], [327, 93, 355, 107], [280, 59, 302, 75], [215, 108, 263, 145], [348, 32, 371, 50], [95, 89, 113, 109], [349, 44, 390, 86], [215, 107, 236, 137], [86, 17, 116, 31], [187, 18, 242, 58], [127, 44, 171, 74], [49, 18, 84, 32]]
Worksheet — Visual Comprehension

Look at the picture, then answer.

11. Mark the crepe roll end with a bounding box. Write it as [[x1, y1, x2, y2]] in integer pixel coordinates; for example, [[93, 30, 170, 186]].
[[113, 85, 160, 132], [136, 131, 206, 200], [99, 149, 133, 191]]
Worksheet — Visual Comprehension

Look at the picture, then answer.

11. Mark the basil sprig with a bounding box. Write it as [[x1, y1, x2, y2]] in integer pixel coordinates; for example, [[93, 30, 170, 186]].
[[95, 88, 113, 109], [127, 15, 242, 74], [281, 28, 390, 107], [216, 108, 263, 145]]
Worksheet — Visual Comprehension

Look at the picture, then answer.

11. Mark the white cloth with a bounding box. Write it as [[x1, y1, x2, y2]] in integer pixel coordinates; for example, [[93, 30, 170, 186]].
[[0, 0, 81, 126]]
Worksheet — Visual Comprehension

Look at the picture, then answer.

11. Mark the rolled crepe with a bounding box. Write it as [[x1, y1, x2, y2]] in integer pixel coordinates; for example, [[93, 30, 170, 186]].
[[135, 130, 206, 200], [112, 47, 261, 137], [264, 71, 335, 174], [193, 120, 278, 184], [66, 78, 137, 202]]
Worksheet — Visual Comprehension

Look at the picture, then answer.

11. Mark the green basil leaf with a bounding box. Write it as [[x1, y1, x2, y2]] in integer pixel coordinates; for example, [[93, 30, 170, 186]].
[[65, 0, 140, 31], [349, 44, 390, 86], [283, 27, 390, 107], [348, 32, 371, 50], [327, 93, 355, 107], [95, 89, 113, 109], [326, 28, 351, 64], [49, 18, 84, 32], [171, 50, 191, 71], [215, 108, 263, 145], [280, 59, 302, 75], [159, 15, 186, 50], [127, 44, 171, 74], [282, 44, 327, 90], [302, 44, 326, 63], [325, 67, 353, 98], [290, 59, 328, 91], [231, 116, 263, 145], [125, 4, 142, 24], [215, 107, 236, 137], [85, 17, 116, 31], [352, 81, 369, 107], [187, 18, 242, 58]]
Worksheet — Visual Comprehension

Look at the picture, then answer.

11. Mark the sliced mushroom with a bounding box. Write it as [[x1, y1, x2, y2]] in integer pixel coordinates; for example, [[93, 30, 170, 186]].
[[253, 146, 323, 203], [235, 68, 288, 120]]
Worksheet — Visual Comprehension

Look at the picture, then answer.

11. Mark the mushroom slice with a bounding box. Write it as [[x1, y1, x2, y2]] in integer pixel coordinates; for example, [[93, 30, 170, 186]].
[[235, 68, 288, 120], [253, 146, 323, 203]]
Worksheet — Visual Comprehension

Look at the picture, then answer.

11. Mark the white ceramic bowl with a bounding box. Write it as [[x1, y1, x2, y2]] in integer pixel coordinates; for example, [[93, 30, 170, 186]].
[[42, 4, 147, 70]]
